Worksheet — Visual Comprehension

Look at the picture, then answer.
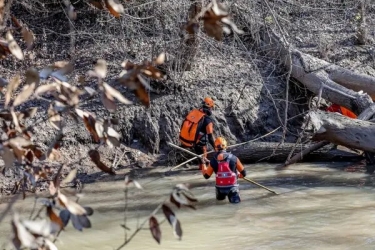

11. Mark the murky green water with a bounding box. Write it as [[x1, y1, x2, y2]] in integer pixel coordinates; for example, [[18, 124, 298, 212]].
[[2, 162, 375, 250]]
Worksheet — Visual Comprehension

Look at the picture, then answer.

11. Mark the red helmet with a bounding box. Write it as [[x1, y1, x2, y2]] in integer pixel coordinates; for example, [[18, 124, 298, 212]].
[[203, 97, 214, 108]]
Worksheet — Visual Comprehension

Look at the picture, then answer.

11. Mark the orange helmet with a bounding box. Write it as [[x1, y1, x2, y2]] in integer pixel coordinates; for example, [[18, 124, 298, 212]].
[[214, 137, 227, 151], [202, 97, 214, 108]]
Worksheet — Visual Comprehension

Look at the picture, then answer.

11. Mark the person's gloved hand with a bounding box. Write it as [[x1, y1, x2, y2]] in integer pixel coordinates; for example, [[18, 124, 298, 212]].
[[237, 172, 244, 178]]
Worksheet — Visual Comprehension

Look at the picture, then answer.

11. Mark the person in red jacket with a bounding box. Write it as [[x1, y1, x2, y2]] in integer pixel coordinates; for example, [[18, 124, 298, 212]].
[[200, 137, 246, 204]]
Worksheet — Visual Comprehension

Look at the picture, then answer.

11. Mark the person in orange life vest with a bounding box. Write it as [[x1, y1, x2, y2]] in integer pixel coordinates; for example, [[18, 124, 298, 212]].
[[326, 103, 357, 119], [179, 97, 215, 159], [200, 137, 246, 204]]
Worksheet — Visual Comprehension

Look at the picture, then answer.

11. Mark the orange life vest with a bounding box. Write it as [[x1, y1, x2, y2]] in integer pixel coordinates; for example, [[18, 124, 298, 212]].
[[179, 109, 206, 147], [326, 104, 357, 119]]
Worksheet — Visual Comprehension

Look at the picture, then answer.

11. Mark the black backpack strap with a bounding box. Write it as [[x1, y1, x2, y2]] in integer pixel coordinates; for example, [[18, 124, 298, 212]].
[[192, 115, 206, 147]]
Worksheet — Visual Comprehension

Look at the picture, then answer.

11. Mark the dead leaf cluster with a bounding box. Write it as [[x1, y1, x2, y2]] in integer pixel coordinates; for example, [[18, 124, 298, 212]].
[[89, 0, 125, 18], [88, 149, 116, 175], [0, 16, 35, 60], [148, 184, 198, 245], [88, 59, 133, 111], [75, 109, 121, 147], [0, 136, 44, 174], [170, 183, 198, 210], [44, 166, 94, 232], [11, 212, 59, 250], [57, 191, 93, 231], [112, 52, 166, 107], [185, 0, 244, 41]]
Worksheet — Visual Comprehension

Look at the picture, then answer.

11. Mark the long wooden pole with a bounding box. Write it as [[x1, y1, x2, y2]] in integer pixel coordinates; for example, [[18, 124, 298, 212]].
[[170, 126, 281, 171], [243, 177, 277, 194], [167, 142, 278, 195]]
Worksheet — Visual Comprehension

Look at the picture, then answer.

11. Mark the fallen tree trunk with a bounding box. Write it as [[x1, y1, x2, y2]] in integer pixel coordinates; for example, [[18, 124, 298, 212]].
[[290, 51, 374, 114], [309, 110, 375, 152], [255, 26, 375, 115], [224, 142, 362, 164], [250, 25, 375, 167], [281, 103, 375, 168]]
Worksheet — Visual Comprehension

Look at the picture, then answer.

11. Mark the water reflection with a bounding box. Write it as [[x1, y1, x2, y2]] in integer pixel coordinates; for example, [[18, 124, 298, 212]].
[[1, 162, 375, 250]]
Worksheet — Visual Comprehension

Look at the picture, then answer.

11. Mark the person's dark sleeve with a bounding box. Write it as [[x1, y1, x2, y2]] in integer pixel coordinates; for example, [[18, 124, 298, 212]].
[[208, 133, 215, 149], [205, 118, 215, 149]]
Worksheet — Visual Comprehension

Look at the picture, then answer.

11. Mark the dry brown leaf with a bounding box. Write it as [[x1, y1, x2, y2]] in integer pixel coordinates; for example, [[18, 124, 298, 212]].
[[162, 204, 183, 239], [202, 10, 225, 41], [25, 67, 40, 86], [94, 120, 104, 138], [5, 74, 21, 107], [105, 0, 124, 18], [10, 15, 22, 28], [89, 0, 105, 9], [12, 146, 26, 163], [149, 216, 161, 244], [102, 119, 121, 147], [46, 132, 63, 161], [61, 168, 77, 185], [95, 59, 107, 78], [51, 63, 74, 82], [21, 218, 60, 237], [162, 204, 182, 240], [26, 145, 44, 160], [21, 27, 34, 50], [84, 86, 96, 96], [105, 124, 121, 140], [35, 83, 57, 96], [13, 82, 35, 107], [48, 148, 60, 161], [10, 109, 21, 132], [17, 107, 38, 120], [212, 1, 243, 35], [8, 136, 32, 148], [184, 21, 199, 35], [201, 0, 243, 41], [83, 115, 100, 142], [78, 75, 86, 84], [101, 91, 116, 111], [67, 4, 77, 20], [47, 206, 64, 230], [6, 31, 24, 60], [134, 80, 150, 107], [53, 61, 70, 68], [58, 191, 87, 215], [47, 104, 62, 130], [103, 82, 133, 105], [154, 52, 165, 65], [88, 149, 116, 175], [11, 213, 38, 249]]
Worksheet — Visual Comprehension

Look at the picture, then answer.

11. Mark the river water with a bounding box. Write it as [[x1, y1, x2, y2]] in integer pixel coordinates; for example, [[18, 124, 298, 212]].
[[1, 162, 375, 250]]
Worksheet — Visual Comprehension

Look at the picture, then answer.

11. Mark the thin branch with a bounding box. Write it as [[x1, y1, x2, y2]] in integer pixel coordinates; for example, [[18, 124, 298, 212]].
[[116, 200, 166, 250]]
